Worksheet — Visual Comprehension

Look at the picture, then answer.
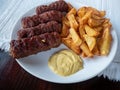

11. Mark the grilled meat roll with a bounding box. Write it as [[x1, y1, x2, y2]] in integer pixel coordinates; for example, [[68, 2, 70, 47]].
[[36, 0, 68, 15], [17, 21, 62, 39], [22, 10, 63, 28], [10, 32, 61, 59]]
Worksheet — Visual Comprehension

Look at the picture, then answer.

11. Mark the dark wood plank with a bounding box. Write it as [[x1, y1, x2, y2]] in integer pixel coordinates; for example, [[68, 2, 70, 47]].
[[0, 50, 120, 90]]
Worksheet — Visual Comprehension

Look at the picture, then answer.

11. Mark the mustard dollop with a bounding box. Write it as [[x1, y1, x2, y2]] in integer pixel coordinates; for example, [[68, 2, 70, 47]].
[[48, 50, 83, 76]]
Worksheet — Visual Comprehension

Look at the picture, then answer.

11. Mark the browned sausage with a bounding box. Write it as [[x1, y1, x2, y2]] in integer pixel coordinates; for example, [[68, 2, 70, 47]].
[[36, 0, 68, 15], [10, 32, 61, 59], [17, 21, 62, 39], [22, 10, 63, 28]]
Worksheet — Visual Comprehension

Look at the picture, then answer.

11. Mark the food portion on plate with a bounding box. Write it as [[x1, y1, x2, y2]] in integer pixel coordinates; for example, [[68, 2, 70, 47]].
[[36, 0, 68, 15], [48, 49, 83, 76], [10, 32, 61, 59], [61, 5, 112, 57], [9, 0, 113, 77], [10, 0, 69, 59], [21, 10, 63, 28], [17, 21, 62, 39]]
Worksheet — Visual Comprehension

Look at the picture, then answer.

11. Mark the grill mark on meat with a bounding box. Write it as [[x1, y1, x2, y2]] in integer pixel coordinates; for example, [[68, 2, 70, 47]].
[[22, 10, 63, 28], [10, 32, 61, 59], [18, 21, 62, 39], [36, 0, 68, 15]]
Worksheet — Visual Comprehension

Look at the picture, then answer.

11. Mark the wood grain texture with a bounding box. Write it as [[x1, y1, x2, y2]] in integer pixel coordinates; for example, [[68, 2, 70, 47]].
[[0, 50, 120, 90]]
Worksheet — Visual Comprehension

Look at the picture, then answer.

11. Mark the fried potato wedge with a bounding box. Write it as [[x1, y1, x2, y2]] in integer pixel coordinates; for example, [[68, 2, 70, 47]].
[[88, 18, 105, 27], [81, 11, 92, 25], [62, 17, 70, 27], [77, 7, 87, 18], [61, 23, 69, 38], [99, 11, 106, 17], [98, 27, 112, 55], [87, 7, 105, 17], [85, 25, 100, 37], [67, 8, 77, 16], [92, 44, 100, 55], [69, 28, 82, 46], [80, 42, 93, 57], [67, 14, 78, 30], [62, 37, 81, 54], [83, 34, 96, 51], [94, 26, 103, 32], [79, 26, 86, 40]]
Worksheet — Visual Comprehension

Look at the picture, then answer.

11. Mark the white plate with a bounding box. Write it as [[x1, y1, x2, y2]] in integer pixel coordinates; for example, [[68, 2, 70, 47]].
[[11, 1, 118, 84]]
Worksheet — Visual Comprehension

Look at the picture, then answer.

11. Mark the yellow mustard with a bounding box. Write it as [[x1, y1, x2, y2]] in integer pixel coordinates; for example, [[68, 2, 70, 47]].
[[48, 50, 83, 76]]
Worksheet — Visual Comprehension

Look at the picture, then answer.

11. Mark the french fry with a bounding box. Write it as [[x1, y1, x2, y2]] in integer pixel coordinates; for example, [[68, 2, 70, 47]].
[[85, 25, 100, 37], [79, 26, 86, 40], [87, 7, 105, 17], [81, 11, 92, 25], [94, 26, 103, 38], [76, 16, 81, 23], [62, 17, 70, 27], [103, 19, 112, 29], [98, 27, 112, 55], [87, 7, 100, 15], [83, 34, 96, 51], [81, 52, 87, 58], [94, 26, 103, 32], [62, 37, 81, 54], [67, 8, 77, 16], [77, 7, 87, 18], [88, 18, 105, 27], [92, 44, 100, 55], [69, 28, 82, 46], [80, 42, 93, 57], [61, 23, 69, 38], [99, 11, 106, 17], [67, 14, 78, 30], [91, 14, 103, 20]]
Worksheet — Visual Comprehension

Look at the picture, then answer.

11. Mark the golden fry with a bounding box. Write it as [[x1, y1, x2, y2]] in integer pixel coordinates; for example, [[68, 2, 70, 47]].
[[94, 26, 103, 32], [98, 27, 112, 55], [99, 11, 106, 17], [85, 25, 100, 37], [79, 26, 86, 40], [62, 37, 81, 55], [61, 23, 69, 38], [83, 34, 96, 51], [67, 8, 77, 16], [88, 18, 105, 27], [81, 52, 87, 58], [91, 14, 103, 20], [92, 44, 100, 55], [80, 42, 93, 57], [103, 19, 112, 29], [67, 14, 78, 30], [87, 7, 105, 17], [81, 11, 92, 25], [62, 17, 70, 27], [69, 28, 82, 46], [77, 7, 87, 18]]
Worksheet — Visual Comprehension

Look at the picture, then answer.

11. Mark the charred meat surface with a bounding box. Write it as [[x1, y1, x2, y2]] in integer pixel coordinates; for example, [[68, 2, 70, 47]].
[[17, 21, 62, 39], [10, 32, 61, 59], [22, 10, 63, 28], [36, 0, 68, 15]]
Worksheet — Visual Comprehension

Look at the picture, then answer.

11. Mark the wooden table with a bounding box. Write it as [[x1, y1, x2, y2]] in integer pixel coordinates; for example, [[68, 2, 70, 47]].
[[0, 50, 120, 90]]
